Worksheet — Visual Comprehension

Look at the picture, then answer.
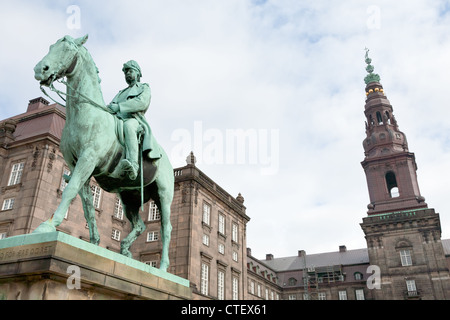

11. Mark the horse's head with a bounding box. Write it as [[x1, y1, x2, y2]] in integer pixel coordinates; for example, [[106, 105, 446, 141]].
[[34, 35, 88, 86]]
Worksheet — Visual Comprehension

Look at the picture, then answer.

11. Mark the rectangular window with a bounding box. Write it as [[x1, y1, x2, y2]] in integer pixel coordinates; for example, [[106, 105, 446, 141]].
[[318, 292, 326, 300], [232, 251, 238, 262], [303, 293, 310, 300], [232, 277, 239, 300], [0, 233, 7, 239], [2, 198, 15, 211], [232, 223, 238, 242], [90, 184, 102, 209], [148, 201, 160, 221], [114, 197, 124, 220], [339, 290, 348, 300], [8, 162, 24, 186], [218, 271, 225, 300], [147, 231, 159, 242], [201, 263, 209, 296], [218, 243, 225, 254], [144, 261, 157, 268], [111, 229, 121, 241], [202, 234, 209, 246], [400, 249, 412, 266], [60, 167, 71, 191], [355, 289, 365, 300], [249, 280, 255, 295], [202, 202, 211, 225], [218, 213, 225, 234], [406, 280, 417, 296], [257, 284, 261, 297], [288, 294, 296, 300]]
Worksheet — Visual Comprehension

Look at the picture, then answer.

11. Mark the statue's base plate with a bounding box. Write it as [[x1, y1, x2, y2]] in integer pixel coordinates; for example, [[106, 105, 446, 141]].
[[0, 232, 191, 300]]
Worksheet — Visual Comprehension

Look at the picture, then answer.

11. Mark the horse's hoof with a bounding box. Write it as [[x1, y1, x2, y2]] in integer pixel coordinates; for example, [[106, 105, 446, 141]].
[[33, 221, 56, 233], [159, 262, 169, 272], [120, 249, 132, 258]]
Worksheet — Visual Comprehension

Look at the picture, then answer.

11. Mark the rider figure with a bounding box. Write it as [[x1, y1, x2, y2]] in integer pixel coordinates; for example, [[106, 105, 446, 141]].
[[107, 60, 161, 180]]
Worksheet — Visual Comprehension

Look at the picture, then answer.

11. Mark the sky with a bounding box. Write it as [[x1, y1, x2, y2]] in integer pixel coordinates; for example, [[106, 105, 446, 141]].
[[1, 0, 450, 260]]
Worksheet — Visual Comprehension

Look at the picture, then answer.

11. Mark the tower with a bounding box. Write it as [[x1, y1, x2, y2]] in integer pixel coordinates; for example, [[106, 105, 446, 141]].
[[360, 49, 450, 300]]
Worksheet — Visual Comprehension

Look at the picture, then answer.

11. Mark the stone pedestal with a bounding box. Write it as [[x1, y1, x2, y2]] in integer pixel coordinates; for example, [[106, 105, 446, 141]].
[[0, 232, 191, 300]]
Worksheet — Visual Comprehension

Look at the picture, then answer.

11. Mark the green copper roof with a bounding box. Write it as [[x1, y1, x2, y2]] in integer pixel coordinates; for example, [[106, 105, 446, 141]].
[[364, 48, 381, 84]]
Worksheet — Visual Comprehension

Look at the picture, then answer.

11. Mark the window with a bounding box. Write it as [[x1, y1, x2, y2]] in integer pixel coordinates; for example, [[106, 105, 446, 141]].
[[201, 263, 209, 296], [249, 280, 255, 295], [288, 294, 296, 300], [232, 223, 238, 242], [218, 243, 225, 254], [355, 289, 365, 300], [60, 167, 71, 191], [2, 198, 15, 211], [232, 277, 239, 300], [339, 290, 348, 300], [406, 280, 417, 296], [232, 251, 238, 262], [257, 284, 261, 297], [218, 271, 225, 300], [318, 292, 326, 300], [385, 171, 399, 198], [202, 234, 209, 246], [288, 277, 297, 286], [111, 229, 120, 241], [144, 261, 157, 268], [8, 162, 24, 186], [0, 233, 7, 239], [265, 288, 269, 300], [147, 231, 159, 242], [218, 213, 225, 234], [202, 202, 211, 225], [114, 197, 123, 220], [90, 184, 102, 209], [354, 272, 363, 280], [303, 293, 310, 300], [148, 201, 160, 221], [400, 249, 412, 266]]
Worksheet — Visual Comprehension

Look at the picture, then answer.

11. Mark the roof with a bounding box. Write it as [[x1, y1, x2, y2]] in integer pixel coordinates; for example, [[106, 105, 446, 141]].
[[263, 238, 450, 272], [262, 248, 369, 272], [2, 100, 66, 143]]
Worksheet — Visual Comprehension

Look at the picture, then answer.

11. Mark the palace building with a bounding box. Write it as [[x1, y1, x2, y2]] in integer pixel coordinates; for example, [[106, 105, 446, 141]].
[[0, 55, 449, 299]]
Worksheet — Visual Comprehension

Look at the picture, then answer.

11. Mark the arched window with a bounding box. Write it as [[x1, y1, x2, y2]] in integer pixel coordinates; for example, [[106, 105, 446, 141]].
[[288, 277, 297, 286], [385, 171, 399, 198], [376, 111, 383, 124]]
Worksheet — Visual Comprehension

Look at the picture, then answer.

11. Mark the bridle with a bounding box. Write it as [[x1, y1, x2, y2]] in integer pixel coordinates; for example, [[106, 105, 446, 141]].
[[39, 48, 113, 114]]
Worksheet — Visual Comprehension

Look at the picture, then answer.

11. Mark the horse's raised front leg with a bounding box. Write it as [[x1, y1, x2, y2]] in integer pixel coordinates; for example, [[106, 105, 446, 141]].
[[120, 192, 146, 258], [33, 155, 96, 233], [78, 180, 100, 245]]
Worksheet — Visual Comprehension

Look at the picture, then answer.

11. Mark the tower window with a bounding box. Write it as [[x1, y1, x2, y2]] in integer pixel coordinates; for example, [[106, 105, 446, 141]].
[[376, 111, 383, 125], [385, 171, 399, 198]]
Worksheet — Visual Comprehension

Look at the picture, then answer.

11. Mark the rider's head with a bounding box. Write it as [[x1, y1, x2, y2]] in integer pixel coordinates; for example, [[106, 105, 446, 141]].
[[122, 60, 142, 85]]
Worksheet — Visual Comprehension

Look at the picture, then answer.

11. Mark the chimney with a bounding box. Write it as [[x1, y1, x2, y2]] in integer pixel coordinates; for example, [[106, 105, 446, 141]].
[[27, 97, 50, 112], [266, 253, 274, 260], [339, 245, 347, 253], [247, 248, 252, 256], [298, 250, 306, 257]]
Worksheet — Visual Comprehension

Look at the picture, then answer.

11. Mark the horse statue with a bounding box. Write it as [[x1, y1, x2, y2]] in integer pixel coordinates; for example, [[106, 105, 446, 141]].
[[33, 34, 174, 272]]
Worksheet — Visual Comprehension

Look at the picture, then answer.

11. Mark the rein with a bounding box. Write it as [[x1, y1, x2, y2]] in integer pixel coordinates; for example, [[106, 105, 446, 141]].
[[41, 78, 114, 114]]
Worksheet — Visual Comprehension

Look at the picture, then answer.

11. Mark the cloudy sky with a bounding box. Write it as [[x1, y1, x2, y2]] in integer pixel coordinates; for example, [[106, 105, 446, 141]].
[[1, 0, 450, 260]]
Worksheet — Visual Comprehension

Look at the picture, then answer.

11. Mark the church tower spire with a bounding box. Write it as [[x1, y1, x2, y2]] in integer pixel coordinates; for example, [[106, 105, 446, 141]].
[[361, 49, 426, 215]]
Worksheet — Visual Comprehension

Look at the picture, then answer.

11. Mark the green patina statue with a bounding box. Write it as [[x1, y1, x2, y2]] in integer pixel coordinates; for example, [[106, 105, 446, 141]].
[[32, 35, 174, 272], [364, 47, 381, 85], [107, 60, 161, 180]]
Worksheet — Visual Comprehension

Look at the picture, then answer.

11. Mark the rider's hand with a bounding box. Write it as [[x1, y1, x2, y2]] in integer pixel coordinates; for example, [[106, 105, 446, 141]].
[[108, 103, 120, 113]]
